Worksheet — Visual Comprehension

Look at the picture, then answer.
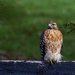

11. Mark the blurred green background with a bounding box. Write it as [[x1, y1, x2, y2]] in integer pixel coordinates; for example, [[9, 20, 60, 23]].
[[0, 0, 75, 60]]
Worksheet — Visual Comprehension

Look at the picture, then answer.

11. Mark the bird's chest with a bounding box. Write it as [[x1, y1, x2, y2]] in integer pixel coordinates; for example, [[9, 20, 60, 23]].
[[44, 29, 62, 53]]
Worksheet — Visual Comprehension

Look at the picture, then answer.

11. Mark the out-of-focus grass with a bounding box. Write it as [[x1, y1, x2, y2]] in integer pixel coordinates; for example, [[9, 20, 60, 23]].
[[0, 0, 75, 60]]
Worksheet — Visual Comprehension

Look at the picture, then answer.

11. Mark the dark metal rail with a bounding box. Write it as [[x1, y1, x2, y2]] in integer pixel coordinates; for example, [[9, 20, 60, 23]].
[[0, 60, 75, 75]]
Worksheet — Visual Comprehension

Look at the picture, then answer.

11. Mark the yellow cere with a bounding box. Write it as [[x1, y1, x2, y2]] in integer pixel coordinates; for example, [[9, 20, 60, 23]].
[[49, 24, 51, 26]]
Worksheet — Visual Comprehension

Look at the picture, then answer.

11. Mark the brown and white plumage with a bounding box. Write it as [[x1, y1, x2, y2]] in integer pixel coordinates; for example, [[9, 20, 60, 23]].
[[40, 21, 63, 64]]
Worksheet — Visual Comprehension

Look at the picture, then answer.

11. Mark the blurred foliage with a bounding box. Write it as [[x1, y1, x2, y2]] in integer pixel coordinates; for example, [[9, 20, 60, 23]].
[[0, 0, 75, 60], [63, 22, 75, 34]]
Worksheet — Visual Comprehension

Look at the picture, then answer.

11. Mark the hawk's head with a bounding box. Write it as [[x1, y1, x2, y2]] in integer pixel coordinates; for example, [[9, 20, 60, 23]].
[[48, 21, 59, 30]]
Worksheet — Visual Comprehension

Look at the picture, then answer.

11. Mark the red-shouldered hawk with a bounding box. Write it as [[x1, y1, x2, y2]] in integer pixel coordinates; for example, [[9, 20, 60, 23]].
[[40, 21, 63, 64]]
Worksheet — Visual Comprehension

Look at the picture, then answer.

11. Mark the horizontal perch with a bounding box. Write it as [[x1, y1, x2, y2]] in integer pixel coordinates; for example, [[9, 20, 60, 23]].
[[0, 60, 75, 75]]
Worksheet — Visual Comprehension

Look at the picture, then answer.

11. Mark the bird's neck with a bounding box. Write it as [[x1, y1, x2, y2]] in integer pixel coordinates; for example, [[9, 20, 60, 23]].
[[48, 27, 58, 30]]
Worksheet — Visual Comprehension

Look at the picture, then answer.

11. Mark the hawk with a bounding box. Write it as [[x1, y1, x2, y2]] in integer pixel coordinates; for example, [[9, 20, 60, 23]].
[[40, 21, 63, 64]]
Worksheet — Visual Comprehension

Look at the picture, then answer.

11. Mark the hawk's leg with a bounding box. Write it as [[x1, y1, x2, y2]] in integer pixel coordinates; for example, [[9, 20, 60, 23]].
[[51, 60, 53, 65], [48, 60, 53, 65], [50, 60, 57, 64]]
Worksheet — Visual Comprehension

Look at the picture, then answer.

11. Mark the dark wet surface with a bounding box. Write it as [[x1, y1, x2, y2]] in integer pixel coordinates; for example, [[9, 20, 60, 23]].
[[0, 61, 75, 75]]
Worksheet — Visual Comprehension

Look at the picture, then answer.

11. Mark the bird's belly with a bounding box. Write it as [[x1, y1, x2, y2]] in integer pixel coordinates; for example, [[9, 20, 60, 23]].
[[44, 49, 62, 62]]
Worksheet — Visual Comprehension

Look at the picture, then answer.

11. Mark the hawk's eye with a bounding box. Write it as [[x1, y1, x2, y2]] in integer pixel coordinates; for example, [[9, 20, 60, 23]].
[[52, 24, 55, 25]]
